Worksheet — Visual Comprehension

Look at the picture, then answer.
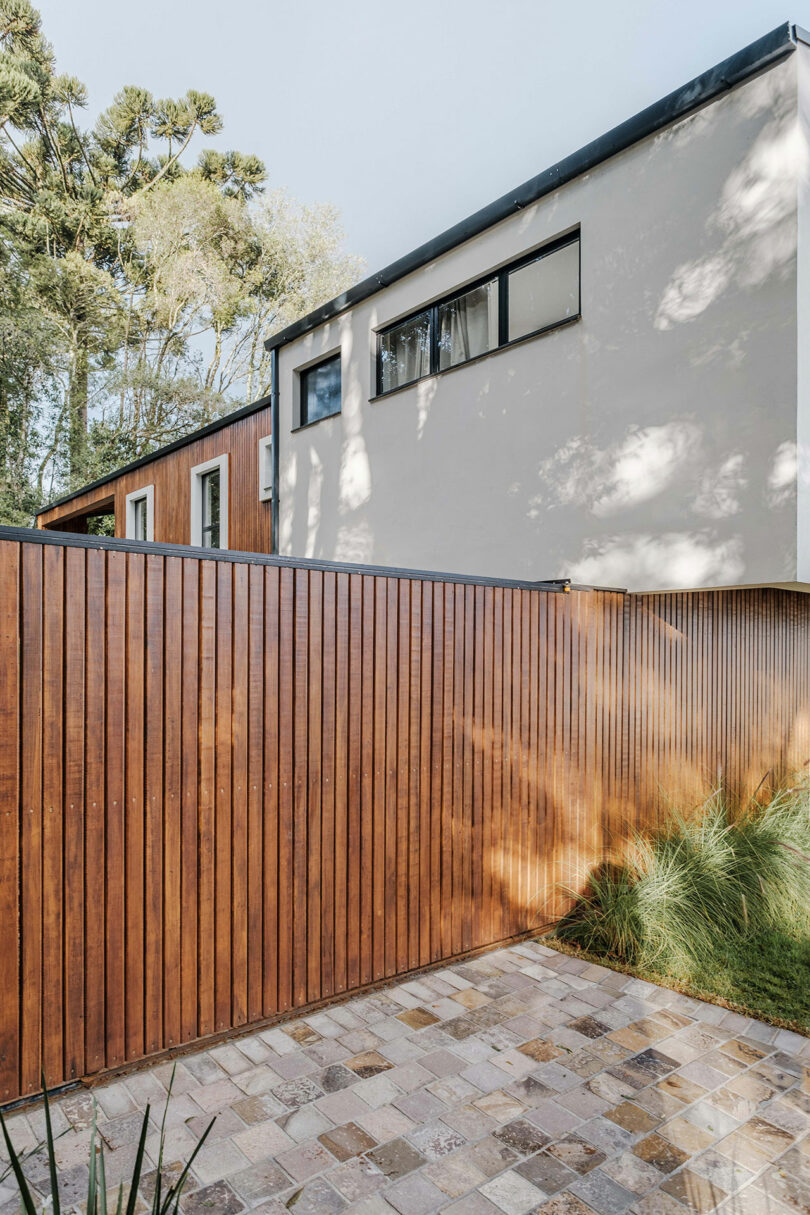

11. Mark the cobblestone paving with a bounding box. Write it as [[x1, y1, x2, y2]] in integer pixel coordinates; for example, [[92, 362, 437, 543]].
[[2, 940, 809, 1214]]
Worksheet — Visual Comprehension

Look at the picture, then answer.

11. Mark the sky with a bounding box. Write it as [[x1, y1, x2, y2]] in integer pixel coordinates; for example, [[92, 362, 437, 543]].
[[36, 0, 795, 275]]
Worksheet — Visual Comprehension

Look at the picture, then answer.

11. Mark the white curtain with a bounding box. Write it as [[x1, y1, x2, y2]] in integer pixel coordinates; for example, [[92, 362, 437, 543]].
[[438, 282, 498, 370], [381, 312, 431, 391]]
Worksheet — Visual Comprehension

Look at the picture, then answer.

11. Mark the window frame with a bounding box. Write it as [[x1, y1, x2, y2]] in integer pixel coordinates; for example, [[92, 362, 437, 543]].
[[258, 433, 273, 502], [297, 352, 342, 428], [124, 484, 155, 542], [190, 453, 229, 549], [374, 230, 580, 398]]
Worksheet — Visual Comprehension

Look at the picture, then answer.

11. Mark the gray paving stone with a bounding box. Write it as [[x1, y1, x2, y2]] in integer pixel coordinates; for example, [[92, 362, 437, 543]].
[[384, 1170, 445, 1214], [570, 1168, 637, 1213], [329, 1154, 387, 1200], [480, 1167, 546, 1213], [229, 1158, 290, 1203], [181, 1178, 245, 1213], [365, 1136, 427, 1180], [284, 1176, 347, 1213]]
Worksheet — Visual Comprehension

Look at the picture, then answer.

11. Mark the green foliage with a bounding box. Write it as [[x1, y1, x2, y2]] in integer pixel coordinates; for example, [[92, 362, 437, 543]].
[[0, 0, 363, 518], [0, 1068, 214, 1213], [554, 781, 810, 1008]]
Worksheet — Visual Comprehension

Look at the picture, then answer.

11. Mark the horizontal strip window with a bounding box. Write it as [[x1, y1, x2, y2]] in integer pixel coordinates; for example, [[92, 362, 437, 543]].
[[375, 232, 580, 396]]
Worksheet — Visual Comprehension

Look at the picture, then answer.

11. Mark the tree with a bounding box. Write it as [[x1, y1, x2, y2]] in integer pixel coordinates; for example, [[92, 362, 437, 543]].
[[0, 0, 264, 487], [0, 0, 362, 516]]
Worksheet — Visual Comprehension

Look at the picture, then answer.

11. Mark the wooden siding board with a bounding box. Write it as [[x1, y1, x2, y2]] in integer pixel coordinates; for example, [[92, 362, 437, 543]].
[[231, 562, 249, 1029], [83, 549, 105, 1076], [0, 543, 20, 1101], [63, 546, 85, 1081], [104, 552, 127, 1069], [180, 559, 200, 1043], [125, 554, 146, 1060]]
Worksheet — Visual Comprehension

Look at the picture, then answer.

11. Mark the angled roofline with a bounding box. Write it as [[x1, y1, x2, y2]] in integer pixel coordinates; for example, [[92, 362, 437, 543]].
[[263, 21, 796, 355], [36, 392, 273, 517]]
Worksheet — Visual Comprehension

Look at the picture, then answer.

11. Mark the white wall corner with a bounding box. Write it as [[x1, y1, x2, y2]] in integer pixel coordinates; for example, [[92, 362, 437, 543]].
[[797, 42, 810, 582]]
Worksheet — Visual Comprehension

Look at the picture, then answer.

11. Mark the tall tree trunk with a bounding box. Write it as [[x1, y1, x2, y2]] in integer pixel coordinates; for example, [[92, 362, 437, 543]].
[[68, 342, 89, 487]]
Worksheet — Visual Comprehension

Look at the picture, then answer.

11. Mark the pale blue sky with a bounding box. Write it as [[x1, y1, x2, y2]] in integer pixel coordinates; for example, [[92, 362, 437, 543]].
[[38, 0, 793, 273]]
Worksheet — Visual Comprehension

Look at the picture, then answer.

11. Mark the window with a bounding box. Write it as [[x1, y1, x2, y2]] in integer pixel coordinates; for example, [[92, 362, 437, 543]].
[[437, 280, 499, 371], [258, 434, 273, 502], [125, 485, 154, 541], [507, 240, 580, 342], [300, 354, 341, 425], [200, 469, 220, 547], [375, 232, 580, 395], [190, 454, 228, 549], [379, 311, 431, 393]]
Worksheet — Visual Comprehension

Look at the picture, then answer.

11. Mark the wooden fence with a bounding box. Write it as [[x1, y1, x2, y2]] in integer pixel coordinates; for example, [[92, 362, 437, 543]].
[[0, 528, 807, 1105]]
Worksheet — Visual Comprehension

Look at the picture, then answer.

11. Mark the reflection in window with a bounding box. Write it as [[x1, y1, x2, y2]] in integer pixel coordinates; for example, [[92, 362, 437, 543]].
[[437, 280, 498, 371], [378, 310, 431, 393], [200, 468, 221, 548], [301, 355, 341, 425], [507, 241, 580, 343], [132, 496, 148, 541], [375, 234, 580, 394]]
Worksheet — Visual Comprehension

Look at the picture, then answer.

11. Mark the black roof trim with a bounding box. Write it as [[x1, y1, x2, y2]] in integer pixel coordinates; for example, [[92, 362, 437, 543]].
[[36, 392, 274, 516], [264, 22, 795, 354], [0, 525, 626, 593]]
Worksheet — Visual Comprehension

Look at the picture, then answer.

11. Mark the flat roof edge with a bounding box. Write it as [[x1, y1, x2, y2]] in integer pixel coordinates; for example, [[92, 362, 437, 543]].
[[36, 392, 273, 517], [0, 525, 626, 593], [263, 21, 795, 354]]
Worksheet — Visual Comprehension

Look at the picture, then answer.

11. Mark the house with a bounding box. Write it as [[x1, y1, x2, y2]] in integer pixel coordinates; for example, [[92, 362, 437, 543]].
[[37, 397, 274, 553], [38, 22, 810, 595]]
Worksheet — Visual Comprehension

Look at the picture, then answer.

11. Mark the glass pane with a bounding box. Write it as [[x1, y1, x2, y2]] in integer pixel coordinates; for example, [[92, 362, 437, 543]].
[[378, 311, 431, 393], [507, 240, 579, 343], [437, 280, 498, 371], [133, 496, 147, 541], [201, 469, 220, 548], [302, 356, 341, 424]]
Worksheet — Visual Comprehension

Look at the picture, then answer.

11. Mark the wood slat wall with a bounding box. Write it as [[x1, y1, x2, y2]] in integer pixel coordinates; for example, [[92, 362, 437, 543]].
[[0, 534, 808, 1105]]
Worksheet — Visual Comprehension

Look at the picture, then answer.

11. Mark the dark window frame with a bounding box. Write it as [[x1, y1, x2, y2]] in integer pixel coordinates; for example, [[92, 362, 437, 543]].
[[374, 230, 580, 398], [132, 495, 148, 542], [299, 352, 342, 428], [200, 467, 221, 549]]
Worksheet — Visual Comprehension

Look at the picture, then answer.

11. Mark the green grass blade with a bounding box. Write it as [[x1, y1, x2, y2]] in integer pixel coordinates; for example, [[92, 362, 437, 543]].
[[160, 1116, 215, 1214], [151, 1064, 176, 1213], [87, 1106, 98, 1214], [0, 1111, 40, 1215], [98, 1139, 108, 1215], [41, 1074, 61, 1215], [124, 1103, 151, 1215]]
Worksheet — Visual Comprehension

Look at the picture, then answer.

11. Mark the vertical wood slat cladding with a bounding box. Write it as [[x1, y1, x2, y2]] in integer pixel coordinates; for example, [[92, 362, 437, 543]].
[[0, 533, 808, 1105], [36, 405, 274, 554]]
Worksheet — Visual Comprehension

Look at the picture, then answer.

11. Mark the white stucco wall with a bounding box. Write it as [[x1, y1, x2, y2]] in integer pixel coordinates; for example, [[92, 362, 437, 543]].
[[797, 38, 810, 586], [277, 52, 805, 592]]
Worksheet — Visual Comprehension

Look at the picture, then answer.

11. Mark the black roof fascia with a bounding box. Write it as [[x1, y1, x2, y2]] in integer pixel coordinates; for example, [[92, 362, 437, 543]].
[[36, 392, 274, 517], [263, 22, 795, 355], [0, 525, 627, 593]]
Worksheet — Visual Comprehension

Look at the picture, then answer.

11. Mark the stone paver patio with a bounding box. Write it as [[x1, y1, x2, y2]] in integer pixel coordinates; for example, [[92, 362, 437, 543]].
[[2, 939, 809, 1214]]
